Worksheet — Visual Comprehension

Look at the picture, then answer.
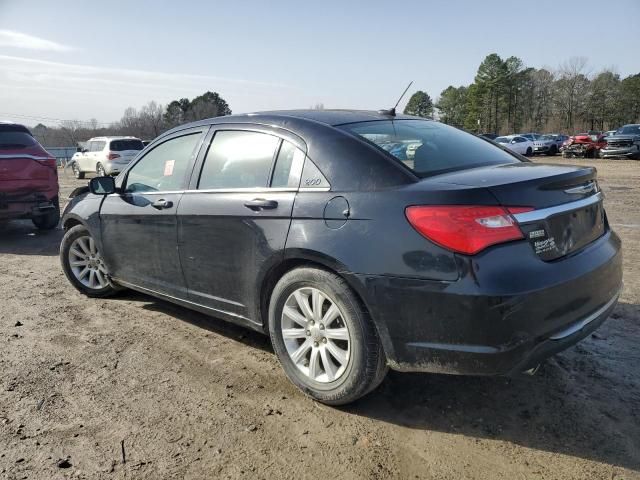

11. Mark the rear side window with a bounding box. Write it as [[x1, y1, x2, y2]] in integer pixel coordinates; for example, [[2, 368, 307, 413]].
[[110, 139, 144, 151], [339, 120, 519, 177], [125, 133, 202, 193], [271, 141, 305, 188], [198, 131, 280, 189], [0, 131, 37, 149], [92, 141, 106, 152]]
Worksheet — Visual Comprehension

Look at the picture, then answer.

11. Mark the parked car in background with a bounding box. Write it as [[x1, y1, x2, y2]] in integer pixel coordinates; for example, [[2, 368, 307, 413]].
[[533, 134, 568, 156], [495, 135, 534, 156], [59, 110, 621, 404], [561, 132, 606, 158], [517, 132, 542, 142], [480, 133, 498, 140], [71, 136, 144, 179], [0, 122, 59, 229], [600, 124, 640, 159]]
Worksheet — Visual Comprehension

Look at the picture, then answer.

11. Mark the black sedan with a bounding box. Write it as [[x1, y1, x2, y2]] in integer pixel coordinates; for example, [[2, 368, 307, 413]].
[[60, 110, 623, 405]]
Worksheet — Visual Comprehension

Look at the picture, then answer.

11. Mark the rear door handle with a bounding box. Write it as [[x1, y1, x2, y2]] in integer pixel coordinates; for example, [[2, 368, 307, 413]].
[[244, 198, 278, 211], [151, 199, 173, 209]]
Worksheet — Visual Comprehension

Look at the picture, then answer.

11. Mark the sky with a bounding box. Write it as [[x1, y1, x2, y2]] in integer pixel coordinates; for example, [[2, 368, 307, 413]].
[[1, 0, 639, 126]]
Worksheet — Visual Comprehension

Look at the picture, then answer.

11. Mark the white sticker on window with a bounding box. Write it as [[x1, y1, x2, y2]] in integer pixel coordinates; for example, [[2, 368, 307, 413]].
[[164, 160, 175, 176]]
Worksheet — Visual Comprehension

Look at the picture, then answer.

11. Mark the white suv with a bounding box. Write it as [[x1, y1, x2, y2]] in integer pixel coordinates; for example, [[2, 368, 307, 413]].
[[71, 136, 144, 178]]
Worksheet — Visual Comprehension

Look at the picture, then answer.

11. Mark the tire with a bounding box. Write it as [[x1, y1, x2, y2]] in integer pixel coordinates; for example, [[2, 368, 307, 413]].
[[72, 162, 85, 179], [547, 145, 557, 156], [32, 197, 60, 230], [96, 163, 106, 177], [525, 147, 533, 156], [60, 225, 121, 297], [268, 267, 387, 405]]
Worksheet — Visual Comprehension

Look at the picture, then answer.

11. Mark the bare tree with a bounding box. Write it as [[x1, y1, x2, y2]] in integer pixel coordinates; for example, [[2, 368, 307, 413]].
[[554, 57, 590, 131], [59, 120, 83, 146]]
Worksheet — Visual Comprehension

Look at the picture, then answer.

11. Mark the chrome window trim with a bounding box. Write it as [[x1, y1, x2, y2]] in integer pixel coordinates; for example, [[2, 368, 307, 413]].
[[513, 192, 603, 224]]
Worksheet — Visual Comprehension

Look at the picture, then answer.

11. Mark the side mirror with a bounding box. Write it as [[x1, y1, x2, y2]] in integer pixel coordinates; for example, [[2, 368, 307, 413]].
[[81, 148, 88, 153], [89, 176, 116, 195], [510, 140, 517, 144]]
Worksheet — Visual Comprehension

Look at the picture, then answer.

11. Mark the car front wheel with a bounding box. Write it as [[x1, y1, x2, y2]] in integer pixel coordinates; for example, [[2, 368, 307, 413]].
[[72, 162, 85, 179], [60, 225, 121, 297], [269, 267, 387, 405]]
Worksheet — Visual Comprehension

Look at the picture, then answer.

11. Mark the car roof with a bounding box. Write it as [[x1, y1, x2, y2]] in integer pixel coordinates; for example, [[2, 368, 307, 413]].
[[170, 109, 420, 133], [88, 136, 142, 141]]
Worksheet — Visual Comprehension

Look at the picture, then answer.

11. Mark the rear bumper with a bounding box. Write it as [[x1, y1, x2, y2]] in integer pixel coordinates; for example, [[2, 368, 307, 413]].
[[103, 160, 131, 175], [349, 230, 623, 375], [0, 191, 58, 219]]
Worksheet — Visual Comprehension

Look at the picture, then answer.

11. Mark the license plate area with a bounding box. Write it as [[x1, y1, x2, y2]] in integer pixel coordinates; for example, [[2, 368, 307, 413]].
[[521, 202, 605, 261]]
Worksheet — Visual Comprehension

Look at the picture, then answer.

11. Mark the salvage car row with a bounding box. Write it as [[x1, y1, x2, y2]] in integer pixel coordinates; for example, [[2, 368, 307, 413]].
[[484, 124, 640, 159]]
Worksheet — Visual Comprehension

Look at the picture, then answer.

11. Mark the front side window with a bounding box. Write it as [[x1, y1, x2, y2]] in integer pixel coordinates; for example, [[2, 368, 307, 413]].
[[198, 131, 280, 189], [125, 133, 202, 193], [340, 120, 519, 177]]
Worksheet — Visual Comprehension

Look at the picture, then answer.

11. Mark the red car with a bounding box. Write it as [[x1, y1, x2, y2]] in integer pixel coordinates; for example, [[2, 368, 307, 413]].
[[561, 132, 607, 158], [0, 123, 60, 229]]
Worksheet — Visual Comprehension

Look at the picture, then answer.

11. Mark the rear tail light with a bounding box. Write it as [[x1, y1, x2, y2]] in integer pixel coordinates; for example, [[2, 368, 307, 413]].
[[405, 205, 533, 255], [107, 152, 120, 160], [38, 157, 57, 168]]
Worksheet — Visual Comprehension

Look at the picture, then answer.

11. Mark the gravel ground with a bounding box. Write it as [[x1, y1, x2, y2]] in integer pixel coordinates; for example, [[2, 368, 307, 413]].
[[0, 158, 638, 480]]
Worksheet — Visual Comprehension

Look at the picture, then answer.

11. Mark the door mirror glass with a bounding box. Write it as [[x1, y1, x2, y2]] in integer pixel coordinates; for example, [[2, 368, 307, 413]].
[[89, 176, 116, 195]]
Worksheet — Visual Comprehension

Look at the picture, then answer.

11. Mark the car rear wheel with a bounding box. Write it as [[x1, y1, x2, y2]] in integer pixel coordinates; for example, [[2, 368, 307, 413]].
[[72, 162, 85, 179], [525, 147, 533, 156], [32, 197, 60, 230], [268, 267, 387, 405], [60, 225, 121, 297], [547, 146, 557, 156]]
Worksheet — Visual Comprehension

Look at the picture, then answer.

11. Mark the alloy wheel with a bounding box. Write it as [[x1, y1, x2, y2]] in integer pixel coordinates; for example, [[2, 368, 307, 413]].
[[68, 235, 110, 289], [281, 287, 351, 383]]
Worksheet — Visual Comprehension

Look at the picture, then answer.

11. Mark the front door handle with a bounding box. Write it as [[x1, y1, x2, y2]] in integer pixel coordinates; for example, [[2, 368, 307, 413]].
[[151, 198, 174, 209], [244, 198, 278, 211]]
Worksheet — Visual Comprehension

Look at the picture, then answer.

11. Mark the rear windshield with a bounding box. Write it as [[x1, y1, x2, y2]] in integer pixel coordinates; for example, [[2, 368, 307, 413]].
[[0, 131, 37, 149], [110, 139, 144, 151], [339, 120, 519, 177]]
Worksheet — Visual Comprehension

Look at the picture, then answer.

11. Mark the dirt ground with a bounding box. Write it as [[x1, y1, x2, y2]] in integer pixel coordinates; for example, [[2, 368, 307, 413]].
[[0, 157, 639, 480]]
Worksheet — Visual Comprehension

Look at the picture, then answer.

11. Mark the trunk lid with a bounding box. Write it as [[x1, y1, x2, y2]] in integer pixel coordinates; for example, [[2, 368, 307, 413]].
[[0, 146, 57, 193], [431, 162, 605, 260]]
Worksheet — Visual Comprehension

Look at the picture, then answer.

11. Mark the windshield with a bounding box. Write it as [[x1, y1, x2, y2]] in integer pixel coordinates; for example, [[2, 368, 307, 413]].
[[618, 125, 640, 135], [110, 139, 144, 151], [339, 120, 520, 177], [495, 137, 510, 143], [540, 135, 555, 140], [0, 131, 37, 149]]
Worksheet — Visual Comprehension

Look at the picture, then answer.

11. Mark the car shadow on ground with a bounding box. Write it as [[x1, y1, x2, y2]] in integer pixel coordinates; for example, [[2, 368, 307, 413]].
[[120, 291, 273, 354], [0, 221, 63, 256]]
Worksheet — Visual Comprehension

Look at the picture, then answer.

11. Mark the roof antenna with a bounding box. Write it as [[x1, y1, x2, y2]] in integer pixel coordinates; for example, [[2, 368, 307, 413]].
[[379, 81, 413, 117]]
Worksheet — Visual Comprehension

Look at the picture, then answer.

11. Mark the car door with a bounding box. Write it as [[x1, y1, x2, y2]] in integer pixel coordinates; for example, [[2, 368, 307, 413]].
[[99, 127, 207, 297], [177, 126, 305, 325]]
